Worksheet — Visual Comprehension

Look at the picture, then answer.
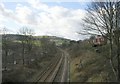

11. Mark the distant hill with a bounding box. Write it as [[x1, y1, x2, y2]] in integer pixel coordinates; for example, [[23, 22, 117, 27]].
[[1, 34, 25, 41], [1, 34, 71, 46]]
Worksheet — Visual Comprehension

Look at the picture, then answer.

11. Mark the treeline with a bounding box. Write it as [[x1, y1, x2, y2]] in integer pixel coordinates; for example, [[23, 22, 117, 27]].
[[2, 27, 58, 71]]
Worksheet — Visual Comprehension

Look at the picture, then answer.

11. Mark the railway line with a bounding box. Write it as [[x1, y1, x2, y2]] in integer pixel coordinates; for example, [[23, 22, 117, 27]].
[[53, 56, 65, 82], [34, 50, 64, 83], [32, 48, 69, 83], [52, 49, 70, 82], [44, 54, 63, 82]]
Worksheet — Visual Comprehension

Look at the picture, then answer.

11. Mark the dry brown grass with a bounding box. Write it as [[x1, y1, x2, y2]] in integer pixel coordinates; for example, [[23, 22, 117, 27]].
[[70, 48, 114, 82]]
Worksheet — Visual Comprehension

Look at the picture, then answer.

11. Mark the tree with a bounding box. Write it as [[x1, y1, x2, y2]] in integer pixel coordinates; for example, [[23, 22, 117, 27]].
[[2, 27, 10, 70], [82, 1, 120, 81], [40, 36, 57, 57], [25, 28, 35, 52], [40, 37, 51, 57], [113, 2, 120, 81], [18, 27, 35, 65]]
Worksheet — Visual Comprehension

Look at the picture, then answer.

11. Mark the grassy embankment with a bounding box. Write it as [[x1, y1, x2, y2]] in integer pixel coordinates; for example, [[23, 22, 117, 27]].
[[69, 41, 116, 82]]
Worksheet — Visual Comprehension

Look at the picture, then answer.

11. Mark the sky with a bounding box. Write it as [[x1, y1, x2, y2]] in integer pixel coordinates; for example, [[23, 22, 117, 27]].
[[0, 0, 91, 41]]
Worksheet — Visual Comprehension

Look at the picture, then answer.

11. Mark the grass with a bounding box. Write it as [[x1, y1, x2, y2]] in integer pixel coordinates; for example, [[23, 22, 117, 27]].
[[33, 41, 42, 46], [26, 56, 54, 82], [70, 45, 115, 82], [13, 40, 42, 47], [3, 65, 37, 82], [2, 55, 55, 82]]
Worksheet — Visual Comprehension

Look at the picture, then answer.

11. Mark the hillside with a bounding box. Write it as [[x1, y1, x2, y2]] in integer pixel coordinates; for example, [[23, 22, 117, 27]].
[[67, 39, 117, 82], [1, 34, 70, 45], [2, 34, 117, 82], [2, 34, 67, 82]]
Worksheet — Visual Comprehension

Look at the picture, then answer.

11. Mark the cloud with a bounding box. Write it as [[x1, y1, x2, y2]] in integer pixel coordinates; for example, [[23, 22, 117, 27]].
[[35, 5, 86, 40], [0, 1, 87, 40], [28, 0, 49, 11], [15, 4, 36, 24]]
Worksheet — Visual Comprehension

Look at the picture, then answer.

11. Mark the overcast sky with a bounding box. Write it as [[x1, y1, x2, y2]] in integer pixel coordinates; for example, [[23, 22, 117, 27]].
[[0, 0, 91, 41]]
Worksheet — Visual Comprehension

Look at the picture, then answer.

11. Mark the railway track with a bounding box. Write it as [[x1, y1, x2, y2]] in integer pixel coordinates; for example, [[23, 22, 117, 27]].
[[35, 52, 64, 83], [53, 55, 65, 82], [53, 48, 70, 82]]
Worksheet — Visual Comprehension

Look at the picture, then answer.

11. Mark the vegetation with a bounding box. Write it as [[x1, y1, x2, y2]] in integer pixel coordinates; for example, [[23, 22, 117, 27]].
[[2, 29, 119, 82], [2, 32, 65, 82], [82, 1, 120, 81], [69, 39, 117, 82], [1, 1, 120, 83]]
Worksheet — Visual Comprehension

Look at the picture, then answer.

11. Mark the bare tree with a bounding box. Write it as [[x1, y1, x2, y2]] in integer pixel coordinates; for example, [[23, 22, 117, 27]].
[[2, 27, 10, 70], [18, 27, 35, 65], [113, 2, 120, 81], [82, 1, 120, 81], [25, 28, 35, 52]]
